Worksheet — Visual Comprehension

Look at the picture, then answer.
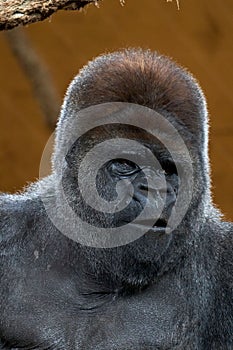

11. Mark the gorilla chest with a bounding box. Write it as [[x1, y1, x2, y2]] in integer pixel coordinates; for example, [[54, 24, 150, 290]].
[[73, 286, 191, 350], [2, 270, 194, 349]]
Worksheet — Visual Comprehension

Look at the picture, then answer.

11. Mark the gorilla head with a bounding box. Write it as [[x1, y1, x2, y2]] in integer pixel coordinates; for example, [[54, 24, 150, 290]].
[[48, 49, 213, 290]]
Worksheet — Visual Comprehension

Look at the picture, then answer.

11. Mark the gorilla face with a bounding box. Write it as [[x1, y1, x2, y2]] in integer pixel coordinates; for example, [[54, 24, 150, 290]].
[[64, 131, 179, 232], [97, 155, 178, 227], [56, 114, 186, 288]]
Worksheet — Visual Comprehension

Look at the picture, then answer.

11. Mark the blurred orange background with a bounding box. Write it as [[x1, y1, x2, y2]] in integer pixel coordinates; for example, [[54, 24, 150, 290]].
[[0, 0, 232, 219]]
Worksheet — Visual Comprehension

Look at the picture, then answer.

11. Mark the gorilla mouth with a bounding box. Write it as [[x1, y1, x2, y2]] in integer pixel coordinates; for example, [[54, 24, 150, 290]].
[[132, 218, 168, 233]]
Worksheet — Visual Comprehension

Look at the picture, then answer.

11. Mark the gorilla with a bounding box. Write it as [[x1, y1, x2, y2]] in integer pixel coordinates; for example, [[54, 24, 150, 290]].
[[0, 49, 232, 349]]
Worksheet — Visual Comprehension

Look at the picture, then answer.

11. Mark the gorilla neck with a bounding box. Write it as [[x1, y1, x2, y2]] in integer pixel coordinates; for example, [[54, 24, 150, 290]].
[[67, 224, 200, 294], [78, 199, 211, 293]]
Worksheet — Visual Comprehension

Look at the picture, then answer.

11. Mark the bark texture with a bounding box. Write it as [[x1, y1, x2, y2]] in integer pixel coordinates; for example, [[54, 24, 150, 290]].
[[0, 0, 95, 30]]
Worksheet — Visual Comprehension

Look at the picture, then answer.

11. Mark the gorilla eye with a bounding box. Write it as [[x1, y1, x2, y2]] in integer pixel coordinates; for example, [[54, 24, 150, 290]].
[[109, 158, 140, 177]]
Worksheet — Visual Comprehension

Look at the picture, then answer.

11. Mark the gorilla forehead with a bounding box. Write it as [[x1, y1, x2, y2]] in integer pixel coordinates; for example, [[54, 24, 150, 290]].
[[54, 101, 196, 175], [55, 49, 208, 176], [59, 49, 207, 135]]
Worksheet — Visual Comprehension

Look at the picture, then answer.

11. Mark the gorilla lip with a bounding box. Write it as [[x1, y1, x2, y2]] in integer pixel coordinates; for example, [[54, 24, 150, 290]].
[[132, 218, 168, 234], [133, 218, 167, 227]]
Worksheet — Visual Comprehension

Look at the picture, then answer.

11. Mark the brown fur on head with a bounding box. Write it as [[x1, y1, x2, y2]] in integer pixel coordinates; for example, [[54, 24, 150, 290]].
[[63, 48, 207, 136], [55, 48, 209, 187]]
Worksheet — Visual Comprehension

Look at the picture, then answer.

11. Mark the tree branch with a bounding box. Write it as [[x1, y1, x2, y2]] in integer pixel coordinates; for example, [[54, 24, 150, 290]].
[[5, 27, 61, 128], [0, 0, 95, 31]]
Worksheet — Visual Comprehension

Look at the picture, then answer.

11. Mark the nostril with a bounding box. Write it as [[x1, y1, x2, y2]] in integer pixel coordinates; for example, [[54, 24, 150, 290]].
[[154, 218, 167, 228]]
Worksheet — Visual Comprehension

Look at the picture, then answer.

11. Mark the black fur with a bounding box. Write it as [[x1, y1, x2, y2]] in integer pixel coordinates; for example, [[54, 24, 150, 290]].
[[0, 49, 232, 349]]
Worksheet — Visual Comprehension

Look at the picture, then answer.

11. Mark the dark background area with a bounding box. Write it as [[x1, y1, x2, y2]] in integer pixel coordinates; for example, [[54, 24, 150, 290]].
[[0, 0, 232, 220]]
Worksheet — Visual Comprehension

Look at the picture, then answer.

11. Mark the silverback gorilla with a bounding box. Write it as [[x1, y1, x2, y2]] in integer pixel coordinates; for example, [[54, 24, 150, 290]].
[[0, 49, 232, 349]]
